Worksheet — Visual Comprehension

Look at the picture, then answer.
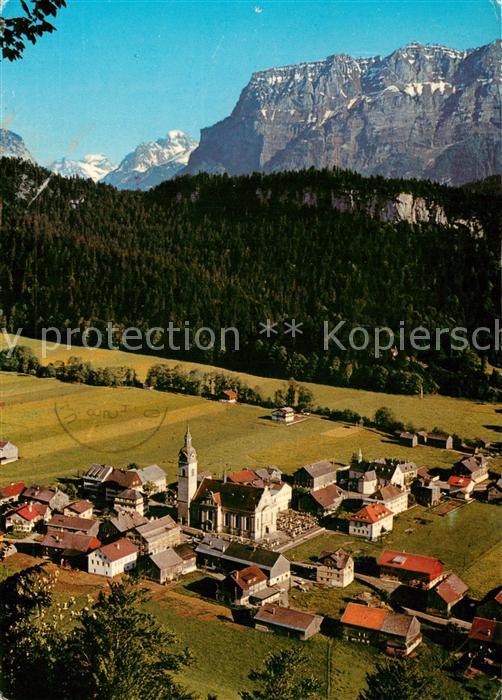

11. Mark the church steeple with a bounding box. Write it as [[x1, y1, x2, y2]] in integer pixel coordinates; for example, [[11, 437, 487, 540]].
[[178, 426, 198, 525]]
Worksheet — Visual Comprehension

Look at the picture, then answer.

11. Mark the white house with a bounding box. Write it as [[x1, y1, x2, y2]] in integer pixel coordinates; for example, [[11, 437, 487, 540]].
[[364, 484, 409, 515], [131, 464, 167, 494], [0, 441, 18, 465], [87, 538, 138, 577], [349, 503, 394, 541], [271, 407, 295, 424]]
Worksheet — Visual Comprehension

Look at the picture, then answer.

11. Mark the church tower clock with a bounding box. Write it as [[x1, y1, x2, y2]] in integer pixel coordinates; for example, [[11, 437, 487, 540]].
[[177, 426, 198, 524]]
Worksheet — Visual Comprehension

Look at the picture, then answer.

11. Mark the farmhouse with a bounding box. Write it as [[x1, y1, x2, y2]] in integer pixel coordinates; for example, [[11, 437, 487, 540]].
[[130, 464, 167, 494], [487, 477, 502, 503], [316, 549, 354, 588], [40, 531, 101, 567], [349, 503, 394, 541], [254, 604, 323, 640], [114, 488, 146, 515], [293, 460, 337, 492], [378, 550, 445, 590], [453, 455, 489, 484], [22, 485, 70, 512], [132, 514, 182, 555], [46, 514, 100, 537], [271, 407, 295, 424], [5, 502, 51, 532], [340, 603, 422, 656], [364, 484, 408, 514], [412, 479, 442, 507], [218, 565, 282, 607], [0, 440, 18, 464], [100, 510, 148, 540], [195, 536, 291, 589], [104, 469, 143, 501], [88, 538, 138, 577], [427, 573, 468, 616], [0, 482, 26, 505], [63, 500, 94, 519], [298, 484, 344, 517], [447, 475, 474, 500], [148, 545, 197, 584], [221, 389, 238, 403], [468, 617, 502, 663]]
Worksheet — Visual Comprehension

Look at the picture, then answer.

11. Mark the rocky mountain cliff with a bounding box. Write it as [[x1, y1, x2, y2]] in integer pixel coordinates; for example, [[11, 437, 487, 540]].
[[0, 129, 34, 162], [103, 130, 197, 190], [184, 41, 501, 184], [49, 154, 116, 182]]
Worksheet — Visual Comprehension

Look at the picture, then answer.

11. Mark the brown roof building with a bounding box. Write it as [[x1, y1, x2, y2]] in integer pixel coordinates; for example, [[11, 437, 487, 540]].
[[340, 603, 422, 656], [254, 604, 323, 640]]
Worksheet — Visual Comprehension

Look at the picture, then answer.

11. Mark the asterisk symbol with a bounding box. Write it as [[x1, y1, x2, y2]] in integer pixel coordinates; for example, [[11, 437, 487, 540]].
[[284, 319, 303, 337], [259, 319, 278, 337]]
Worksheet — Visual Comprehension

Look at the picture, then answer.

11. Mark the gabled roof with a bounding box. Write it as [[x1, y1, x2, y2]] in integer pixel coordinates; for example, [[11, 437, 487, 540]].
[[469, 617, 502, 645], [84, 463, 114, 481], [378, 550, 444, 578], [433, 573, 468, 604], [65, 499, 93, 515], [193, 478, 266, 512], [373, 484, 404, 501], [224, 542, 284, 569], [107, 469, 142, 489], [341, 602, 417, 638], [311, 484, 344, 508], [108, 511, 148, 533], [22, 485, 58, 503], [318, 548, 351, 570], [47, 514, 98, 533], [150, 547, 183, 570], [132, 464, 166, 483], [96, 538, 138, 562], [115, 488, 143, 501], [0, 440, 15, 449], [350, 503, 393, 524], [11, 502, 48, 521], [298, 460, 336, 479], [447, 475, 472, 489], [227, 469, 262, 486], [135, 515, 178, 543], [254, 604, 322, 632], [41, 531, 100, 553], [456, 455, 488, 473], [228, 565, 267, 591], [0, 482, 26, 499]]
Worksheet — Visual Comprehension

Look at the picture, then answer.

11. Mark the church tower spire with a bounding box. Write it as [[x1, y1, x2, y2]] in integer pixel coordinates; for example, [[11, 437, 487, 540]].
[[177, 426, 198, 525]]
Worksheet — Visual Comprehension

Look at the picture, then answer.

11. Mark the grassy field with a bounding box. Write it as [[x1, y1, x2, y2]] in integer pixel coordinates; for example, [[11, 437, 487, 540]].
[[287, 502, 502, 599], [2, 333, 500, 441], [0, 371, 475, 488]]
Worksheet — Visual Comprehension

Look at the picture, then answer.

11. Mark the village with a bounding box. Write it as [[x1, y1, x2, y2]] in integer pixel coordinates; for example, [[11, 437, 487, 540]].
[[0, 399, 501, 687]]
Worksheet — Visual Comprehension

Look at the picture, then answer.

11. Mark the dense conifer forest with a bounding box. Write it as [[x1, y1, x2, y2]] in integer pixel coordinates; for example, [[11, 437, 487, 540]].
[[0, 157, 500, 400]]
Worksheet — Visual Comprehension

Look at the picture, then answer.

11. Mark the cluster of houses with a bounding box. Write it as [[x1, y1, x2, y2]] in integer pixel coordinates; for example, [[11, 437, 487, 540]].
[[0, 424, 499, 665]]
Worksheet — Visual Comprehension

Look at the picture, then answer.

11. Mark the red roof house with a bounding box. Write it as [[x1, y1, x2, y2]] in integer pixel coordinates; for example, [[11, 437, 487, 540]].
[[0, 482, 26, 503], [378, 549, 445, 589]]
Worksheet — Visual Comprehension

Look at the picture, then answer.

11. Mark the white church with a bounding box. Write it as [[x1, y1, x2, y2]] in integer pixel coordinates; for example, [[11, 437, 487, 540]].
[[177, 428, 287, 540]]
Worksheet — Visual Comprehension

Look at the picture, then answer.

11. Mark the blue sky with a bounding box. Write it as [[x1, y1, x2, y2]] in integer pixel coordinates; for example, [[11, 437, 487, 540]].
[[0, 0, 499, 165]]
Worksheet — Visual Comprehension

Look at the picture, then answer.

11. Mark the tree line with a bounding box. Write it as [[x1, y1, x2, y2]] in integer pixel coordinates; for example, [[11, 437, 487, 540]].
[[0, 157, 500, 401]]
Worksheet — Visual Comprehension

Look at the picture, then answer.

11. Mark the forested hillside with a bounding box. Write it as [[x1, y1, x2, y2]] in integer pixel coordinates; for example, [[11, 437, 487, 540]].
[[0, 158, 500, 400]]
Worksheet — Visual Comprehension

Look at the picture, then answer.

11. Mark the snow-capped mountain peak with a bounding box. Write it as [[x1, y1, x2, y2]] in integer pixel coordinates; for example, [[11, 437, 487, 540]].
[[102, 130, 198, 190], [50, 153, 116, 182]]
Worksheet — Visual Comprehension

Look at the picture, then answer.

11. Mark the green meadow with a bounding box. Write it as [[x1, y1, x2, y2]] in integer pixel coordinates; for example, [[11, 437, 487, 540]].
[[2, 333, 500, 442], [0, 369, 484, 488]]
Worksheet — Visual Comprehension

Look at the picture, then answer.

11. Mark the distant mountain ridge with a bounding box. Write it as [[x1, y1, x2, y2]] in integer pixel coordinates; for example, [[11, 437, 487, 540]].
[[49, 154, 116, 182], [102, 131, 198, 190], [183, 40, 501, 184], [0, 129, 34, 162]]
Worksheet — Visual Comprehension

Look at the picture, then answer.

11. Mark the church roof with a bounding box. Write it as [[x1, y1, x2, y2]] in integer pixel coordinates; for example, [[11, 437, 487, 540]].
[[192, 478, 265, 512]]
